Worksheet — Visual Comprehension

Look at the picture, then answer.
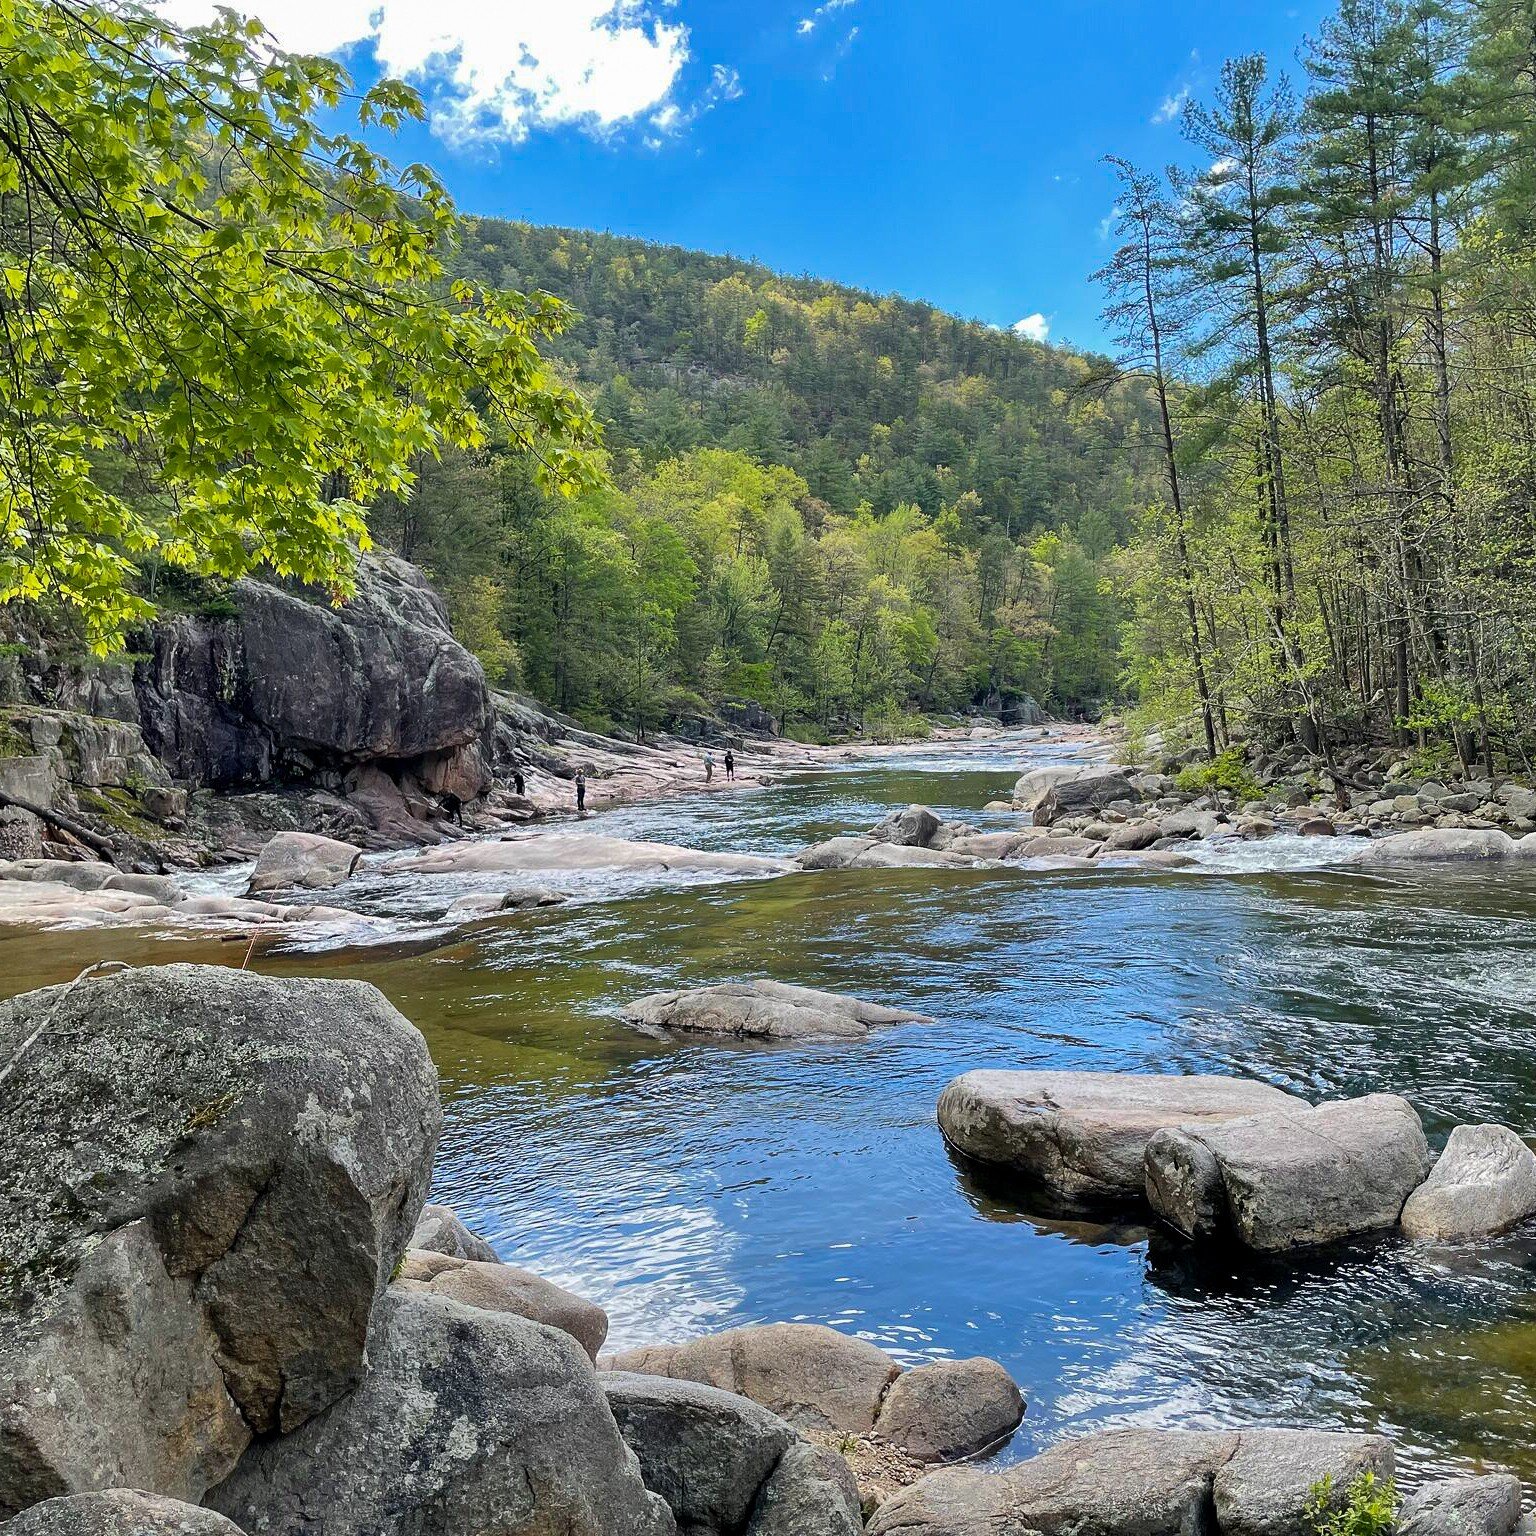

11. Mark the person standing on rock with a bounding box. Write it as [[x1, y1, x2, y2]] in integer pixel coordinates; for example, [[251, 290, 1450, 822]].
[[575, 769, 587, 815], [724, 749, 735, 781], [512, 767, 526, 798], [704, 751, 715, 783]]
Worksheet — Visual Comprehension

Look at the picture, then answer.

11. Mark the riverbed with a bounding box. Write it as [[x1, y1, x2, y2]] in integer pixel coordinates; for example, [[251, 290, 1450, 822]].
[[5, 732, 1536, 1484]]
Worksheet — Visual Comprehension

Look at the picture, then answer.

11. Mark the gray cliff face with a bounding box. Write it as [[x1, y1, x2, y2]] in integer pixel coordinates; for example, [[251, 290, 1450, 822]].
[[135, 556, 491, 789]]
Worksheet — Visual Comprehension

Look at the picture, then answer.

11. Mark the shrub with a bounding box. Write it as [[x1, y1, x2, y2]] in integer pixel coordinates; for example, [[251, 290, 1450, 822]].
[[1306, 1471, 1399, 1536], [1175, 747, 1263, 803]]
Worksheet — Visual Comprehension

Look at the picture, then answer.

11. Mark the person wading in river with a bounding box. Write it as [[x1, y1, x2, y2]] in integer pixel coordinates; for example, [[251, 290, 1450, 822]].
[[575, 769, 587, 816], [724, 749, 735, 781]]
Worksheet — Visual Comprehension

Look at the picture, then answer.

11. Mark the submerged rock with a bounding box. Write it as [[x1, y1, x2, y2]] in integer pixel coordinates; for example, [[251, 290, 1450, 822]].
[[1400, 1124, 1536, 1240], [408, 1203, 500, 1263], [393, 1250, 608, 1361], [245, 830, 361, 894], [5, 1491, 249, 1536], [937, 1069, 1303, 1205], [619, 980, 930, 1042], [0, 964, 440, 1516], [1146, 1094, 1431, 1251], [209, 1292, 672, 1536], [394, 833, 786, 878]]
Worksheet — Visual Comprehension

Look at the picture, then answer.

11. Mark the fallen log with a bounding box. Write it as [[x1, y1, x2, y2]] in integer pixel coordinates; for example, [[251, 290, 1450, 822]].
[[0, 789, 121, 865]]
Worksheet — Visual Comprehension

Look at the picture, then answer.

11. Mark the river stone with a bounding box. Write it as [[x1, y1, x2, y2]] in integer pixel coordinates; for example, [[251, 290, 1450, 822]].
[[1400, 1125, 1536, 1240], [209, 1292, 672, 1536], [1212, 1429, 1394, 1536], [867, 1427, 1240, 1536], [872, 1358, 1024, 1463], [1032, 772, 1138, 827], [601, 1372, 793, 1534], [747, 1440, 863, 1536], [393, 1250, 608, 1360], [408, 1203, 499, 1262], [0, 964, 441, 1514], [1399, 1475, 1523, 1536], [245, 831, 361, 894], [5, 1491, 250, 1536], [937, 1070, 1304, 1205], [871, 805, 942, 847], [798, 836, 980, 871], [1349, 828, 1518, 864], [1146, 1095, 1431, 1251], [1104, 820, 1161, 851], [620, 980, 930, 1042], [602, 1323, 900, 1436], [1012, 764, 1131, 810]]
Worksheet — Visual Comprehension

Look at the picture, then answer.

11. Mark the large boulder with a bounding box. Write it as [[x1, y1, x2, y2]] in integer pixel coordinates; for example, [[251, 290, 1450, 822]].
[[408, 1203, 499, 1262], [870, 805, 943, 848], [0, 964, 441, 1516], [394, 1250, 608, 1361], [619, 980, 930, 1043], [603, 1324, 898, 1437], [872, 1358, 1024, 1463], [937, 1070, 1304, 1206], [209, 1292, 672, 1536], [1399, 1476, 1523, 1536], [1032, 771, 1137, 826], [868, 1427, 1391, 1536], [1146, 1095, 1431, 1251], [1349, 829, 1520, 864], [1400, 1125, 1536, 1240], [245, 831, 362, 894], [748, 1441, 863, 1536], [5, 1491, 249, 1536], [1012, 764, 1130, 810]]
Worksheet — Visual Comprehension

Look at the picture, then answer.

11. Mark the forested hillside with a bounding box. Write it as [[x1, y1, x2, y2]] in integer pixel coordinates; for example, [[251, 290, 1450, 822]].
[[374, 225, 1166, 737]]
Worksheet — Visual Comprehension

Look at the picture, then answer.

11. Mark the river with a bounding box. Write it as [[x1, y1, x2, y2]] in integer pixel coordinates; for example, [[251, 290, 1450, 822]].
[[6, 732, 1536, 1485]]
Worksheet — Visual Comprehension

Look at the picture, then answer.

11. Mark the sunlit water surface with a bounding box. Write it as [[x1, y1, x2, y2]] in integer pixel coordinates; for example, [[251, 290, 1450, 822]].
[[7, 734, 1536, 1484]]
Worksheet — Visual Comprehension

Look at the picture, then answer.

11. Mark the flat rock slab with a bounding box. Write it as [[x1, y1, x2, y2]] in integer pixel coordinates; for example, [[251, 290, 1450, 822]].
[[603, 1323, 900, 1436], [869, 1427, 1392, 1536], [620, 980, 931, 1042], [210, 1292, 671, 1536], [1147, 1094, 1431, 1251], [393, 833, 786, 877], [1400, 1124, 1536, 1240], [393, 1250, 608, 1360], [937, 1070, 1304, 1205], [798, 836, 982, 871]]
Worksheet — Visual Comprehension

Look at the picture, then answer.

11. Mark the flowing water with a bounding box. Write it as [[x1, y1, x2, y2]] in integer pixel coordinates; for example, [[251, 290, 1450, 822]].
[[7, 734, 1536, 1484]]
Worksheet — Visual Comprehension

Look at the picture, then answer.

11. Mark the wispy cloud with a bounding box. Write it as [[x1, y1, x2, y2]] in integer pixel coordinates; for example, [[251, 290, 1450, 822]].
[[161, 0, 724, 148], [1013, 314, 1051, 344], [1152, 85, 1189, 124], [1098, 205, 1119, 241], [797, 0, 857, 37]]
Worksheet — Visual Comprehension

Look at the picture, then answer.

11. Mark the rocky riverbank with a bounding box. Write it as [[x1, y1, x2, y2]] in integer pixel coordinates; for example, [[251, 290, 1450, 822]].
[[1, 963, 1526, 1536]]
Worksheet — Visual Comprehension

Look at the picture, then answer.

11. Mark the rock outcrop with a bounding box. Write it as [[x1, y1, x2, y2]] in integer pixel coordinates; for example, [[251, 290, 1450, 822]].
[[0, 964, 441, 1515], [393, 1250, 608, 1361], [1145, 1095, 1432, 1251], [868, 1427, 1393, 1536], [4, 1491, 249, 1536], [619, 980, 931, 1042], [209, 1292, 672, 1536], [937, 1070, 1303, 1205], [1399, 1125, 1536, 1240]]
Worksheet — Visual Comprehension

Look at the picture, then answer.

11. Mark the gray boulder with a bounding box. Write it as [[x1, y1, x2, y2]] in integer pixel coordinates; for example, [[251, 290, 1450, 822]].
[[245, 831, 361, 894], [603, 1323, 898, 1436], [602, 1372, 793, 1533], [393, 1249, 608, 1360], [408, 1202, 499, 1262], [872, 1358, 1024, 1463], [5, 1491, 248, 1536], [937, 1070, 1303, 1205], [1212, 1429, 1393, 1536], [870, 805, 943, 848], [1032, 772, 1138, 827], [1105, 820, 1162, 851], [1399, 1475, 1523, 1536], [619, 980, 930, 1043], [797, 836, 980, 871], [210, 1292, 672, 1536], [748, 1441, 863, 1536], [1400, 1125, 1536, 1240], [1146, 1095, 1431, 1251], [1349, 829, 1518, 864], [1012, 764, 1130, 811], [0, 965, 440, 1515]]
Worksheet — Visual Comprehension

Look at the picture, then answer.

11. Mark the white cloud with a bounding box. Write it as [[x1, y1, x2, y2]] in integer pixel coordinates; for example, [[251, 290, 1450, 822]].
[[159, 0, 697, 146], [1152, 85, 1189, 124], [1013, 314, 1050, 344], [1098, 206, 1119, 240], [797, 0, 856, 37]]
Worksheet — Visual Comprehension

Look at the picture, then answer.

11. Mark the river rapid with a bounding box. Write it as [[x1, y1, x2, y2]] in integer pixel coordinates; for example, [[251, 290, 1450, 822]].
[[6, 730, 1536, 1485]]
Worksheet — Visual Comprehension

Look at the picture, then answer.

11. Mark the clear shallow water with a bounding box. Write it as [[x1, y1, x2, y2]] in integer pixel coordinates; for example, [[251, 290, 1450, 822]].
[[6, 736, 1536, 1484]]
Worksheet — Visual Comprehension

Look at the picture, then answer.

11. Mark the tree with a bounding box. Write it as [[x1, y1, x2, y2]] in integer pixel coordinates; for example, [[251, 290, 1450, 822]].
[[0, 0, 597, 649]]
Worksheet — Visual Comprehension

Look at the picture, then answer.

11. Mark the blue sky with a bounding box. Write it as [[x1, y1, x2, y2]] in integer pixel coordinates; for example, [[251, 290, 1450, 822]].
[[176, 0, 1336, 350]]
